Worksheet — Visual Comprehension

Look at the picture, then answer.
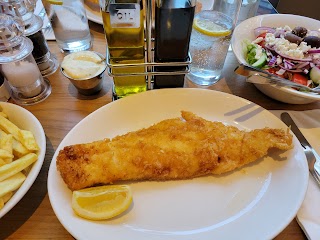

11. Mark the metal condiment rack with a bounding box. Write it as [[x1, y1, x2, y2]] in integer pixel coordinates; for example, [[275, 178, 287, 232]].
[[106, 0, 192, 90]]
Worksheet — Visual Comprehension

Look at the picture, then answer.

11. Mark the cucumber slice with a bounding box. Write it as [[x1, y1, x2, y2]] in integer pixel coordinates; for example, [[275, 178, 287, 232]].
[[252, 53, 267, 69], [310, 66, 320, 84]]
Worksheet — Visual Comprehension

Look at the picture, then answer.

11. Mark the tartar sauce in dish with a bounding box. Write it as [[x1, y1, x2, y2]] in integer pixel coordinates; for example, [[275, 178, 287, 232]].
[[61, 51, 106, 80]]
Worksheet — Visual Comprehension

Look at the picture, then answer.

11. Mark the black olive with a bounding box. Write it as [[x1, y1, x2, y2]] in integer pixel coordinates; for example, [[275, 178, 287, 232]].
[[292, 26, 308, 38], [303, 36, 320, 48], [284, 33, 303, 44]]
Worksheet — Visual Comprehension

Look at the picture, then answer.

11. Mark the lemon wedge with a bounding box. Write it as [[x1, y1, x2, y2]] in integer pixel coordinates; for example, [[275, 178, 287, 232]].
[[193, 18, 231, 37], [46, 0, 63, 5], [72, 185, 132, 220]]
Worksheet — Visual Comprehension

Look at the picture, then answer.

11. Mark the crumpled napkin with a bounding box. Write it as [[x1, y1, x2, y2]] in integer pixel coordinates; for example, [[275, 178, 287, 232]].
[[272, 110, 320, 240]]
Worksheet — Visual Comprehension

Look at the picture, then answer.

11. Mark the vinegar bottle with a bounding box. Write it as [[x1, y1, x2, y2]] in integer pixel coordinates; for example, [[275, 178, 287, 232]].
[[153, 0, 196, 88]]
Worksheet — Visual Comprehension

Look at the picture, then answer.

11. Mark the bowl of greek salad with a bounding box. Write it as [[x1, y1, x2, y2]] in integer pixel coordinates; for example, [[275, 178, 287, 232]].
[[232, 14, 320, 104]]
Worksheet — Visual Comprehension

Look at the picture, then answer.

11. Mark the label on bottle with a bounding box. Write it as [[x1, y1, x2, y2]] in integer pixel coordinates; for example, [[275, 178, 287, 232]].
[[109, 4, 140, 28]]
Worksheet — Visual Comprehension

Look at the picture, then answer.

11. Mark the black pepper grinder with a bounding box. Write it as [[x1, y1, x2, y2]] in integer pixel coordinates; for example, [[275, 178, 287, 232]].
[[0, 0, 58, 77]]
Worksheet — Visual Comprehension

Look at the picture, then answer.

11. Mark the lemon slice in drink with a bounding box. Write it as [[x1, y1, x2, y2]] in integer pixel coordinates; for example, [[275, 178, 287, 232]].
[[72, 185, 132, 220], [46, 0, 63, 5], [193, 18, 231, 37]]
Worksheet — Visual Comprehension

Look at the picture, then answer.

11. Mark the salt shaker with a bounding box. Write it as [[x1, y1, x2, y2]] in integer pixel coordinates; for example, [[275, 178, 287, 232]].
[[0, 14, 51, 105], [0, 73, 11, 102], [0, 0, 59, 76]]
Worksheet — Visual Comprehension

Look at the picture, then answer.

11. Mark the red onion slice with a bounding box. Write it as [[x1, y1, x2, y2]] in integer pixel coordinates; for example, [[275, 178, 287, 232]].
[[307, 49, 320, 54], [283, 59, 296, 70], [268, 56, 277, 66], [293, 62, 309, 69], [274, 29, 286, 38], [254, 27, 276, 37], [279, 64, 304, 72]]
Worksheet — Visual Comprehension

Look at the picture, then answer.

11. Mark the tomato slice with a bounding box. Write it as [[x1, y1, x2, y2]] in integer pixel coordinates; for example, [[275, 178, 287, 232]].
[[256, 33, 267, 48], [266, 68, 284, 78], [257, 32, 268, 38], [292, 73, 308, 86]]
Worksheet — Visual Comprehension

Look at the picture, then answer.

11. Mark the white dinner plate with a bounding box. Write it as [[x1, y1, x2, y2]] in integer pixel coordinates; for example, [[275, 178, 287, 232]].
[[48, 88, 308, 240], [85, 4, 103, 25], [0, 102, 46, 218]]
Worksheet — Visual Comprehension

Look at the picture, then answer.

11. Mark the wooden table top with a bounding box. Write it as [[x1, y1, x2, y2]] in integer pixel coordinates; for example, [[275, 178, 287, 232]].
[[1, 12, 317, 240]]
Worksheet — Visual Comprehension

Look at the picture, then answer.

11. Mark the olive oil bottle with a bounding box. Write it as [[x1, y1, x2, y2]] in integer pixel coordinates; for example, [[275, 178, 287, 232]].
[[101, 0, 146, 98]]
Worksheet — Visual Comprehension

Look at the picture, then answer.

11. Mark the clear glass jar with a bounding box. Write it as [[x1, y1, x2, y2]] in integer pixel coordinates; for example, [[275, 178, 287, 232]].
[[0, 14, 51, 105], [44, 0, 92, 52], [0, 0, 59, 76]]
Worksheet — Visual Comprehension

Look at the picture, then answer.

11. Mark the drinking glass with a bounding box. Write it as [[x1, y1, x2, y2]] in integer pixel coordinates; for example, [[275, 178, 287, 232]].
[[187, 11, 234, 86], [187, 0, 241, 86], [237, 0, 260, 24], [44, 0, 92, 52]]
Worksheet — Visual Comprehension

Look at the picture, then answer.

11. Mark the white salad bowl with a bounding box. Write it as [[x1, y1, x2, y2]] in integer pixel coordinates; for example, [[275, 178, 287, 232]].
[[231, 14, 320, 104]]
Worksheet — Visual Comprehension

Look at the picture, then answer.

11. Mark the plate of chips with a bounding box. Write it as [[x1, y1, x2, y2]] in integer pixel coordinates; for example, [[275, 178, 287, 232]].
[[0, 102, 46, 218]]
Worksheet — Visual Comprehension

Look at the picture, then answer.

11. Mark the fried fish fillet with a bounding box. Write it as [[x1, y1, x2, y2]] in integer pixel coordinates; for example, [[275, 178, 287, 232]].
[[57, 111, 293, 190]]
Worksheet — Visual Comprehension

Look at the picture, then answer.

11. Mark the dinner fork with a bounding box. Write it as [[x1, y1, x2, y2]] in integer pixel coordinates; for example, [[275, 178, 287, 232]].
[[304, 148, 320, 186], [281, 112, 320, 187], [234, 64, 320, 94]]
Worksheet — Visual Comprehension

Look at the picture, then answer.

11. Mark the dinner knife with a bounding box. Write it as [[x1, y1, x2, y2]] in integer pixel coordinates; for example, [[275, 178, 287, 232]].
[[281, 112, 320, 186]]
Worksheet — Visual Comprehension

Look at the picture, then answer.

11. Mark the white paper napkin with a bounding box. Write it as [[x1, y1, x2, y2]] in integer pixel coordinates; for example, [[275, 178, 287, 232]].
[[271, 110, 320, 240], [34, 0, 56, 40]]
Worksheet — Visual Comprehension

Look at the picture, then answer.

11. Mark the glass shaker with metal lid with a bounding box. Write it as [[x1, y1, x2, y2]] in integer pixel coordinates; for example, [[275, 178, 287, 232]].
[[0, 0, 58, 76], [0, 14, 51, 105]]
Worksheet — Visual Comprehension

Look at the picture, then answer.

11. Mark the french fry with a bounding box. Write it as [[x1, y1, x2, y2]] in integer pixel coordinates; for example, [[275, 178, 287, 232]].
[[0, 133, 13, 163], [18, 130, 39, 151], [2, 191, 13, 203], [0, 158, 6, 167], [12, 139, 30, 158], [0, 172, 26, 198], [0, 153, 37, 182], [0, 149, 14, 163], [0, 112, 8, 118], [0, 192, 13, 210], [0, 115, 20, 140], [0, 110, 40, 210], [0, 133, 13, 155], [0, 129, 26, 159]]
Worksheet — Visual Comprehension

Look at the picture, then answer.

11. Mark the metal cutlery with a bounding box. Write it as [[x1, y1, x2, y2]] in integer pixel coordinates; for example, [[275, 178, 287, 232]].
[[281, 112, 320, 186], [234, 64, 320, 94]]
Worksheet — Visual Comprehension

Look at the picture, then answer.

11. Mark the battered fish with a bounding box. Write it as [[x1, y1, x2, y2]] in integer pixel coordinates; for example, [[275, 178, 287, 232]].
[[57, 111, 292, 190]]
